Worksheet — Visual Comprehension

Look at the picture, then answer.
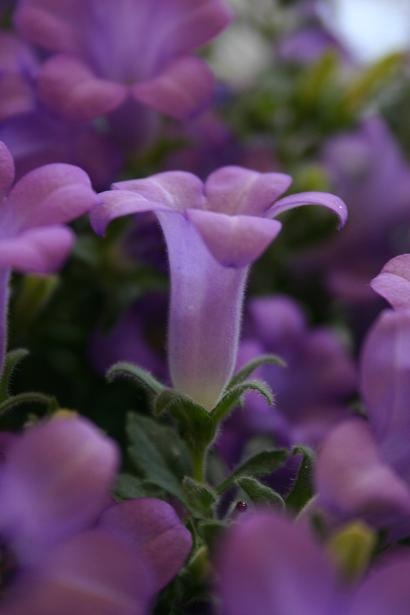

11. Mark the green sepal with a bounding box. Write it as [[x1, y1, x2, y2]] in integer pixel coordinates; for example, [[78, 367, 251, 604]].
[[182, 477, 217, 519], [154, 389, 216, 454], [216, 448, 288, 495], [237, 476, 285, 509], [211, 379, 274, 425], [126, 412, 190, 502], [328, 522, 376, 583], [0, 348, 30, 402], [106, 361, 165, 397], [0, 391, 58, 417], [228, 354, 286, 388], [286, 445, 315, 512]]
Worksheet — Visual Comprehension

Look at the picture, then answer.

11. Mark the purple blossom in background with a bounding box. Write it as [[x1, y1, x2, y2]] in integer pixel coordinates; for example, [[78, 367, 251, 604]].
[[0, 33, 38, 121], [219, 295, 356, 464], [91, 166, 346, 409], [308, 117, 410, 304], [316, 255, 410, 537], [217, 509, 410, 615], [0, 416, 192, 613], [15, 0, 233, 122], [0, 140, 97, 374]]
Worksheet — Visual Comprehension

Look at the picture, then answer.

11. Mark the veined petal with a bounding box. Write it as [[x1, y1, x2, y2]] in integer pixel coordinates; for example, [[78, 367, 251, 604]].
[[7, 162, 97, 229], [0, 141, 15, 201], [188, 210, 282, 267], [99, 498, 192, 591], [371, 254, 410, 310], [133, 56, 214, 119], [360, 309, 410, 480], [270, 191, 348, 229], [0, 417, 119, 548], [0, 226, 74, 273], [38, 55, 128, 121], [10, 530, 153, 615], [315, 419, 410, 529], [205, 166, 292, 215], [217, 511, 337, 615]]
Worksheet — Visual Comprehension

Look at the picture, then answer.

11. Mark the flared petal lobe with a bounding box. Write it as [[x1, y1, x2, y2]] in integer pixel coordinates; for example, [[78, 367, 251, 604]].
[[0, 417, 119, 548], [0, 141, 15, 200], [0, 226, 74, 273], [217, 511, 337, 615], [371, 254, 410, 310], [100, 498, 192, 591], [270, 191, 348, 229]]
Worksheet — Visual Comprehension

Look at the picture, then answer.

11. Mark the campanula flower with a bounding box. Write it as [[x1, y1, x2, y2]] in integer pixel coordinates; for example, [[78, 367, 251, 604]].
[[91, 166, 346, 409], [15, 0, 233, 121]]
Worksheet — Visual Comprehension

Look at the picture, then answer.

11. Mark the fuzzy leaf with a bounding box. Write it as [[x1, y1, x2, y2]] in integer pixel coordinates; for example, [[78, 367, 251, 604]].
[[0, 391, 58, 417], [229, 354, 286, 388], [211, 379, 274, 425], [183, 477, 217, 518], [286, 445, 315, 512], [106, 362, 165, 397], [216, 448, 288, 494], [0, 348, 29, 401], [237, 476, 285, 509]]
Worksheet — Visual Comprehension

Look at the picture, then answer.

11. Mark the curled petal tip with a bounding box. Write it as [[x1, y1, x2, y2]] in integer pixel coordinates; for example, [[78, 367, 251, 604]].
[[370, 254, 410, 309], [271, 191, 348, 230]]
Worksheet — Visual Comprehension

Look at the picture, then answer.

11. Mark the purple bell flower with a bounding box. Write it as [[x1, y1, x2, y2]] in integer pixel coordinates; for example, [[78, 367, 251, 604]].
[[217, 509, 410, 615], [91, 166, 347, 409], [0, 416, 192, 613], [218, 295, 356, 464], [316, 255, 410, 537], [0, 140, 98, 374], [15, 0, 234, 122]]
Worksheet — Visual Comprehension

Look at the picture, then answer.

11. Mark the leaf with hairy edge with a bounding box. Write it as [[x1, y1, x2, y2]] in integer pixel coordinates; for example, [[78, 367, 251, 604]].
[[106, 361, 165, 396], [0, 348, 29, 402], [286, 445, 315, 512], [0, 392, 58, 417], [237, 477, 285, 509], [216, 448, 288, 494], [211, 379, 274, 425], [182, 477, 217, 518], [228, 354, 286, 388]]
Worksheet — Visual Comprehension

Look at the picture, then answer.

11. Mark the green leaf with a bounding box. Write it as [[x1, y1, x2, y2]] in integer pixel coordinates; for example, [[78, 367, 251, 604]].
[[106, 362, 165, 397], [229, 354, 286, 388], [198, 520, 227, 550], [286, 445, 315, 512], [0, 391, 58, 417], [0, 348, 29, 401], [126, 413, 188, 501], [237, 476, 285, 509], [114, 473, 148, 500], [216, 448, 288, 494], [182, 477, 217, 519], [154, 389, 216, 453], [211, 379, 274, 426]]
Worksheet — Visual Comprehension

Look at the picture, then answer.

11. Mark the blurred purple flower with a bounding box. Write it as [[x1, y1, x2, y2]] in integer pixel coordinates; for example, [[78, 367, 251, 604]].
[[316, 257, 410, 537], [0, 416, 192, 613], [15, 0, 233, 122], [89, 292, 168, 380], [219, 295, 356, 464], [91, 166, 346, 409], [0, 140, 97, 373], [217, 509, 410, 615], [309, 117, 410, 304], [0, 33, 38, 121], [279, 25, 349, 64], [0, 416, 151, 614]]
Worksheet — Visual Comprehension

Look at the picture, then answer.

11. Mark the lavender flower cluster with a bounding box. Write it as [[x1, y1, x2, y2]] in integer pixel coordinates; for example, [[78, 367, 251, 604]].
[[1, 1, 410, 613]]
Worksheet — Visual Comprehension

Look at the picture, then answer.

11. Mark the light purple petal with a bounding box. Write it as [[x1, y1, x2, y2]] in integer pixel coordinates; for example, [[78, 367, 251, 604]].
[[9, 530, 153, 615], [360, 309, 410, 479], [348, 557, 410, 615], [91, 171, 205, 235], [15, 0, 80, 53], [0, 141, 15, 200], [0, 417, 119, 548], [99, 498, 192, 591], [7, 162, 97, 229], [133, 56, 214, 119], [270, 191, 348, 229], [217, 511, 337, 615], [38, 55, 128, 121], [315, 419, 410, 528], [205, 166, 292, 215], [371, 254, 410, 310], [0, 226, 74, 273], [188, 209, 282, 267]]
